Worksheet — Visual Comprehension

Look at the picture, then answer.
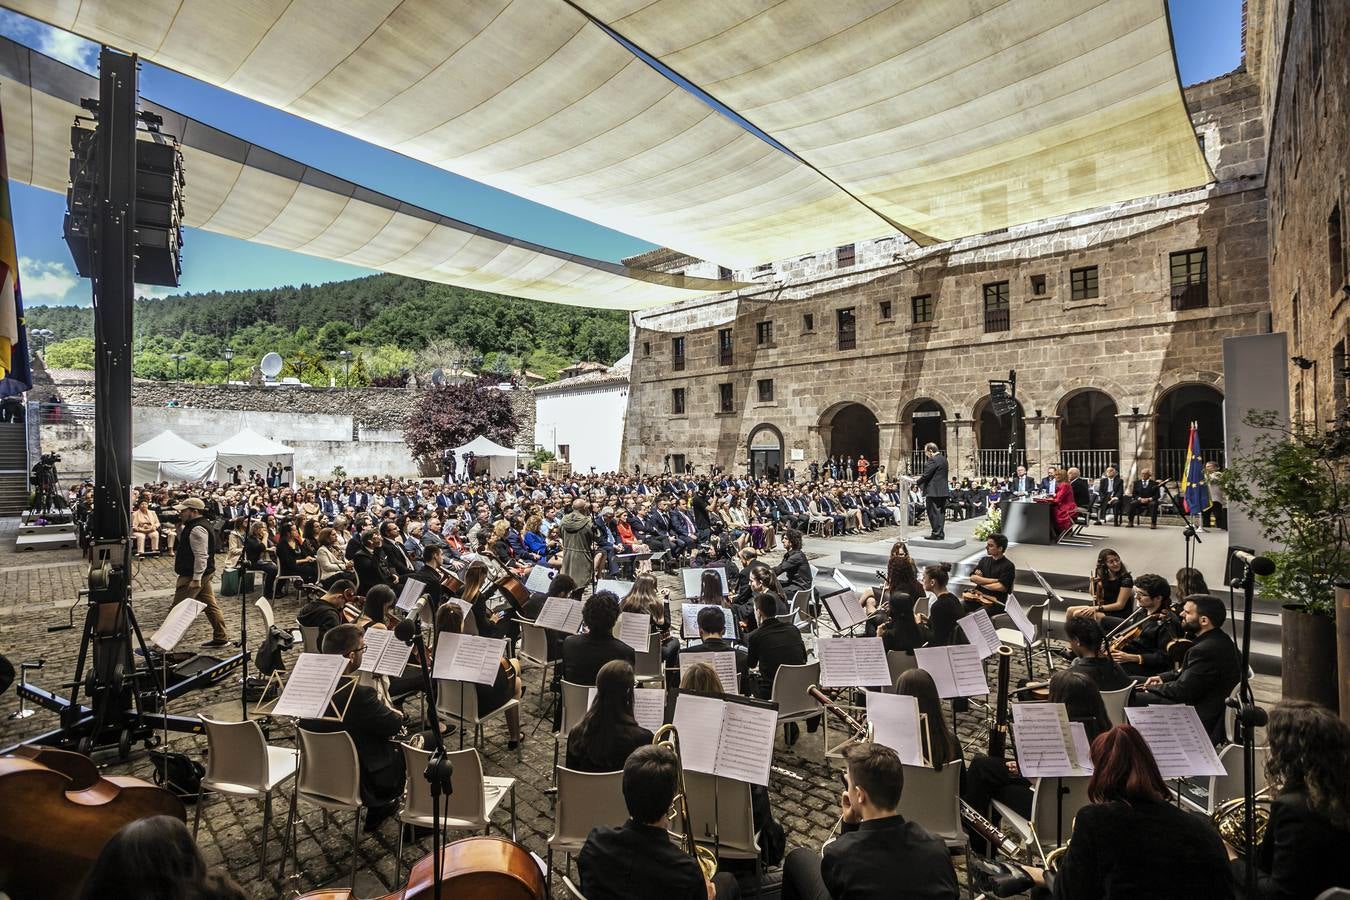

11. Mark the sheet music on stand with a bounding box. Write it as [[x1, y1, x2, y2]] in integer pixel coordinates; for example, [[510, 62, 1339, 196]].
[[865, 691, 925, 766], [671, 690, 780, 786], [831, 569, 855, 593], [1010, 702, 1090, 777], [396, 578, 426, 612], [958, 609, 1002, 658], [1004, 595, 1038, 643], [679, 651, 740, 694], [681, 567, 728, 598], [535, 597, 585, 633], [817, 637, 891, 688], [823, 589, 868, 632], [681, 603, 737, 640], [913, 645, 989, 697], [594, 579, 634, 599], [272, 653, 349, 719], [616, 611, 652, 652], [432, 632, 508, 686], [359, 628, 414, 677], [590, 685, 666, 733], [150, 599, 205, 651], [525, 565, 556, 595], [1124, 705, 1226, 777]]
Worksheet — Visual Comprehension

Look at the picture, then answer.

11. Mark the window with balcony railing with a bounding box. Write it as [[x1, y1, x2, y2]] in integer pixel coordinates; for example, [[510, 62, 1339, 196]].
[[718, 328, 733, 365], [836, 244, 855, 268], [983, 281, 1010, 332], [1169, 248, 1208, 310], [837, 307, 856, 350], [672, 337, 685, 371]]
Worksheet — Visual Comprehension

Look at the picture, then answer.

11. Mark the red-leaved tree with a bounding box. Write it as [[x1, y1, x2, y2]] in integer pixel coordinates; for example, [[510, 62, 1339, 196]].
[[403, 375, 520, 462]]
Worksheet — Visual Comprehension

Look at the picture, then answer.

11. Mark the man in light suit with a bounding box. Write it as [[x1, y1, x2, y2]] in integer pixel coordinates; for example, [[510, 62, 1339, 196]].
[[914, 442, 950, 540]]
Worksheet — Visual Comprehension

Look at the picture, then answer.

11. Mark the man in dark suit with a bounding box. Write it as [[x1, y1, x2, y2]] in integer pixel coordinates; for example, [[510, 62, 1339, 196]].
[[1136, 594, 1242, 743], [1009, 465, 1036, 495], [1067, 466, 1093, 509], [1095, 466, 1125, 525], [303, 624, 406, 831], [1129, 468, 1162, 528], [679, 605, 748, 695], [782, 742, 958, 900], [914, 442, 950, 540], [579, 745, 739, 900]]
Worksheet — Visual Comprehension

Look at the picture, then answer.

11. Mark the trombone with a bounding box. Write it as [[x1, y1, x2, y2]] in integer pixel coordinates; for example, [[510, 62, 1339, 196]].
[[652, 724, 719, 882]]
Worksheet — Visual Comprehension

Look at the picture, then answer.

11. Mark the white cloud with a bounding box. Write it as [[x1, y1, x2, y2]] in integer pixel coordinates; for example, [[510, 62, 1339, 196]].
[[19, 257, 79, 304], [37, 28, 96, 73], [135, 284, 174, 300]]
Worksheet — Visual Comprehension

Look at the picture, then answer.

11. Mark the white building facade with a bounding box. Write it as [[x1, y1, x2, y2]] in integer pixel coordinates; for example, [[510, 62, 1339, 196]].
[[533, 355, 630, 474]]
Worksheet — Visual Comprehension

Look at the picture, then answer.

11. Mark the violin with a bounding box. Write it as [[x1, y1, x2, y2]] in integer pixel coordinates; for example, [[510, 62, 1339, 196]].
[[295, 835, 545, 899], [0, 747, 186, 900]]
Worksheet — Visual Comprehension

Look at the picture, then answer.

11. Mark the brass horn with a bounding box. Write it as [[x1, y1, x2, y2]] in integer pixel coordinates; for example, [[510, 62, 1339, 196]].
[[1212, 790, 1272, 857], [652, 724, 719, 882]]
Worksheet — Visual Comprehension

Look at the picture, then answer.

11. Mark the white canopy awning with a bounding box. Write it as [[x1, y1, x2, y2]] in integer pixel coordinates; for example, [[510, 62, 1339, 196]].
[[131, 429, 215, 484], [207, 428, 295, 483], [452, 435, 518, 478]]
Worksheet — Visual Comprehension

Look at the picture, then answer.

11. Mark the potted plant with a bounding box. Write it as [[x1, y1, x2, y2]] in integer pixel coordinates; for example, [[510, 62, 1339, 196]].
[[972, 505, 1003, 542], [1220, 411, 1348, 709]]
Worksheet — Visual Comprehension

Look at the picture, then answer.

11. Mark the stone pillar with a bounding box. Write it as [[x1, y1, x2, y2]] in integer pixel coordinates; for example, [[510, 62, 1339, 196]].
[[1024, 415, 1060, 470], [1116, 411, 1154, 478], [946, 417, 976, 480], [809, 424, 832, 462], [878, 421, 901, 475]]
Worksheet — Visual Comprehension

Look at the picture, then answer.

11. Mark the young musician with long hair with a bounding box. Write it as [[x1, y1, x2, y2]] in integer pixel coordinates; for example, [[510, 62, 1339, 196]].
[[1066, 549, 1133, 621], [566, 660, 652, 773], [895, 669, 960, 768], [434, 603, 522, 749]]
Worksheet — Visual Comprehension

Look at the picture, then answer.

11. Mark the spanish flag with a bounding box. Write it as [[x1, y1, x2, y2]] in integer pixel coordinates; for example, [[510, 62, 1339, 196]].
[[0, 90, 31, 397], [1179, 422, 1210, 516]]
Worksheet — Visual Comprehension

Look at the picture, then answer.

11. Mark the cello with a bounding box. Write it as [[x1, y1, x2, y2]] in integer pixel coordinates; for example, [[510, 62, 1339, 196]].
[[0, 747, 186, 900], [295, 835, 546, 899]]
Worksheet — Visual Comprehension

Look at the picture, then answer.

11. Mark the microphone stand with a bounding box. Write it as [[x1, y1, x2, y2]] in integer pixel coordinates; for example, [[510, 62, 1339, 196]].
[[1232, 560, 1266, 900], [1157, 479, 1202, 584], [397, 620, 453, 900]]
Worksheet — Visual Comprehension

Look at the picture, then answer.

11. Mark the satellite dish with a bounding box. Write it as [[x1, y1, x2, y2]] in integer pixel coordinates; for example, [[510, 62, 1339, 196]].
[[431, 367, 444, 386], [260, 352, 283, 379]]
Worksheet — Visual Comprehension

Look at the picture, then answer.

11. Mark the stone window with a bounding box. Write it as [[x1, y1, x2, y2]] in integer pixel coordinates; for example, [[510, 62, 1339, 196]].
[[672, 336, 686, 371], [879, 300, 893, 320], [1169, 248, 1208, 310], [718, 382, 734, 413], [1334, 339, 1348, 416], [836, 244, 855, 268], [642, 341, 651, 357], [1292, 292, 1301, 350], [757, 378, 774, 402], [756, 320, 773, 345], [1070, 265, 1099, 301], [672, 453, 687, 473], [911, 294, 933, 324], [755, 263, 773, 273], [837, 307, 857, 350], [672, 387, 686, 415], [557, 444, 570, 463], [718, 328, 734, 365], [1030, 274, 1047, 295], [1196, 134, 1205, 155], [803, 312, 815, 332], [1330, 203, 1345, 295], [983, 281, 1010, 332]]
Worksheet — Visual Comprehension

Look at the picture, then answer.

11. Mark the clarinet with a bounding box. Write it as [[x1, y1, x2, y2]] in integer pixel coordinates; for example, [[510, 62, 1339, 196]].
[[988, 645, 1013, 758]]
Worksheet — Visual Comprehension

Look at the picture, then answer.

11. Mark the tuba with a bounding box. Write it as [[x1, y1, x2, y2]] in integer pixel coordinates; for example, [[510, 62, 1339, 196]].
[[652, 725, 719, 882], [1212, 790, 1272, 856]]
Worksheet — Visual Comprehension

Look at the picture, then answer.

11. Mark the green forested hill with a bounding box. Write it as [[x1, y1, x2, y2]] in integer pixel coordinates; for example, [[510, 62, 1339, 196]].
[[27, 274, 630, 384]]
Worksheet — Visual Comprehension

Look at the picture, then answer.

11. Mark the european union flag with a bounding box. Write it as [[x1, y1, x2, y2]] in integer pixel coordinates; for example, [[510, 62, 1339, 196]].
[[1179, 423, 1210, 517]]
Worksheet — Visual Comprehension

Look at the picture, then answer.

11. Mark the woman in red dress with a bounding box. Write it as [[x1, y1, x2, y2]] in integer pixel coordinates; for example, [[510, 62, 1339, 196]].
[[1039, 468, 1078, 537]]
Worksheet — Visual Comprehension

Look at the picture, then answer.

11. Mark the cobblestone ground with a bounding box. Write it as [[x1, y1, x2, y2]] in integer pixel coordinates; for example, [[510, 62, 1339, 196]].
[[0, 519, 1280, 899]]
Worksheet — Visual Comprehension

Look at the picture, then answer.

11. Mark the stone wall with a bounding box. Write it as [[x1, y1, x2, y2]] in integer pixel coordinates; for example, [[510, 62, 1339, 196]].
[[1257, 0, 1349, 428], [622, 71, 1269, 480]]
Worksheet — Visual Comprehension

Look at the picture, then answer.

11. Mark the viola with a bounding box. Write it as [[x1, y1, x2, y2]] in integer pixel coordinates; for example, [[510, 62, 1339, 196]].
[[0, 747, 186, 900], [295, 835, 545, 899], [494, 571, 531, 610]]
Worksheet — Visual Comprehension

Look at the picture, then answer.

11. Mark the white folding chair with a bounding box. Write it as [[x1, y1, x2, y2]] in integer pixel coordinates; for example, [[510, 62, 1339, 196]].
[[393, 745, 517, 880], [790, 590, 816, 634], [897, 761, 966, 866], [298, 624, 322, 654], [547, 767, 628, 890], [633, 632, 665, 685], [518, 619, 558, 700], [255, 597, 276, 630], [884, 649, 918, 693], [562, 875, 589, 900], [280, 728, 364, 886], [992, 776, 1092, 863], [1179, 743, 1269, 815], [192, 715, 297, 877], [1099, 685, 1133, 726], [770, 661, 822, 749], [435, 677, 519, 751], [552, 680, 594, 789]]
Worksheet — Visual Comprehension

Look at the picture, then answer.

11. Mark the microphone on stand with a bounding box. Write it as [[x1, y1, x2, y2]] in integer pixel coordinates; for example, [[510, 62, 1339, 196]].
[[1232, 550, 1276, 577]]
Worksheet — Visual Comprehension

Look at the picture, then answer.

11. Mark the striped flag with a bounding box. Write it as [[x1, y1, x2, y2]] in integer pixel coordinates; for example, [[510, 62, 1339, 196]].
[[0, 90, 31, 397], [1179, 422, 1210, 516]]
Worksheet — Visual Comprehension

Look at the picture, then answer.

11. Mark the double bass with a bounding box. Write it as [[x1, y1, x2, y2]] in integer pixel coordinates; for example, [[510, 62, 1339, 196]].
[[296, 836, 545, 899], [0, 747, 186, 900]]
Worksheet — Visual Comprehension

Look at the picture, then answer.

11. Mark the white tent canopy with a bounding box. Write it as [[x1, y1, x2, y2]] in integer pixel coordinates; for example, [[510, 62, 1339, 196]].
[[452, 436, 519, 479], [131, 430, 214, 484], [208, 428, 295, 483]]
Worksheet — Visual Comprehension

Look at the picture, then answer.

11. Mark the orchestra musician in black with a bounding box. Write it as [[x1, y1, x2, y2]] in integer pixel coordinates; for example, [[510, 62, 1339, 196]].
[[1106, 574, 1183, 679]]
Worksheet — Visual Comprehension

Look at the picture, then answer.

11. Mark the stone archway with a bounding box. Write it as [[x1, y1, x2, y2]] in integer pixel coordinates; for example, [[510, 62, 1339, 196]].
[[821, 402, 880, 468], [1057, 388, 1120, 474], [973, 395, 1027, 477], [747, 423, 785, 481], [1154, 383, 1225, 479], [901, 398, 946, 475]]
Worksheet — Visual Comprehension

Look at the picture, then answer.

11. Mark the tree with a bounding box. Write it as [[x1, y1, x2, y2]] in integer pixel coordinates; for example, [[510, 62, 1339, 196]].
[[44, 338, 95, 368], [416, 338, 479, 376], [403, 375, 519, 462]]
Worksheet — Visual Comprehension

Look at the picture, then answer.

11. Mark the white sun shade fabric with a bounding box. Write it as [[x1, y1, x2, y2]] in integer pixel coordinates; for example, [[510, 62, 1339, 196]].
[[574, 0, 1213, 241], [6, 0, 902, 265], [0, 38, 743, 310], [131, 429, 215, 484]]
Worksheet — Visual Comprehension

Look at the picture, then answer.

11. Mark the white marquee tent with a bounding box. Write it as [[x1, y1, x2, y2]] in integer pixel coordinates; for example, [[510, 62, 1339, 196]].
[[452, 436, 519, 479], [131, 430, 214, 484], [208, 428, 295, 483]]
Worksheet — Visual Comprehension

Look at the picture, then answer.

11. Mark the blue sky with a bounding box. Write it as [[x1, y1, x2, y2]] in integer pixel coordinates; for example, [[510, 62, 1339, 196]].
[[3, 0, 1245, 307]]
